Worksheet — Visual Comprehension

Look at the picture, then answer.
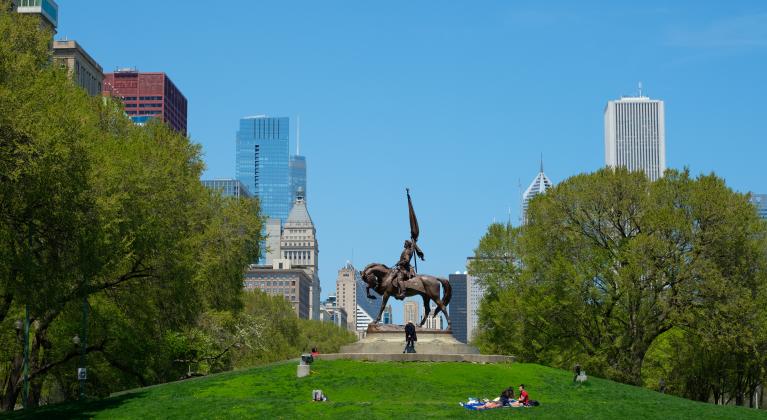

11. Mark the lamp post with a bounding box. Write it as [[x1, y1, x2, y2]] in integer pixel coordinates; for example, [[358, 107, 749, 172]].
[[23, 305, 29, 408]]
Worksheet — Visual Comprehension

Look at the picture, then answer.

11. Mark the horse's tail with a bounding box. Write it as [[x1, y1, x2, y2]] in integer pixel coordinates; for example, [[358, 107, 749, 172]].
[[439, 277, 452, 307]]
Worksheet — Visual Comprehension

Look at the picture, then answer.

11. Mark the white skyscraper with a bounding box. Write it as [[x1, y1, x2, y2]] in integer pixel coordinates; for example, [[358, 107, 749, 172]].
[[604, 88, 666, 181], [522, 160, 553, 224]]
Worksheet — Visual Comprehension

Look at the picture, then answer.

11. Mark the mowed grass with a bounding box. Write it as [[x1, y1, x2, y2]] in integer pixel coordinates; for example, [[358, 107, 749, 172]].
[[9, 360, 765, 419]]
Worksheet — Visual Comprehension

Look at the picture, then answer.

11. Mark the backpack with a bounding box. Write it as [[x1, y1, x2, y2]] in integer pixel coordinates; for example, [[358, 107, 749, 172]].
[[528, 400, 540, 407]]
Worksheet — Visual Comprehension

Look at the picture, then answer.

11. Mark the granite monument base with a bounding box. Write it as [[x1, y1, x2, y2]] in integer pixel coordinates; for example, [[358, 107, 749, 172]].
[[339, 324, 480, 355]]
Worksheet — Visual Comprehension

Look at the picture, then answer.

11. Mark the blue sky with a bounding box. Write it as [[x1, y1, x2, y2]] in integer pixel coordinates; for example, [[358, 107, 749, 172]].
[[58, 1, 767, 322]]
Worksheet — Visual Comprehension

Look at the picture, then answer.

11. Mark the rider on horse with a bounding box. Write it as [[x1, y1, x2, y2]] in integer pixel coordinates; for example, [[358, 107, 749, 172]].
[[389, 239, 425, 299]]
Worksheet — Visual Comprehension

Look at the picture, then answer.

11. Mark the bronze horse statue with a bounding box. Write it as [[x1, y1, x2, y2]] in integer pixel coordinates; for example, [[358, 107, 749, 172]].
[[360, 263, 451, 328]]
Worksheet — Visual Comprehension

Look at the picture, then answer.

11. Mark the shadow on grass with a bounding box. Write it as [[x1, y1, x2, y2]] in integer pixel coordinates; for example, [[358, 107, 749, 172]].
[[5, 392, 146, 420]]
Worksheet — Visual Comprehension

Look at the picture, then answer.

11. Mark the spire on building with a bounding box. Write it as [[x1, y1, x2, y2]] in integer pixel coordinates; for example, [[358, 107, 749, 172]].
[[296, 115, 301, 156], [521, 161, 553, 224]]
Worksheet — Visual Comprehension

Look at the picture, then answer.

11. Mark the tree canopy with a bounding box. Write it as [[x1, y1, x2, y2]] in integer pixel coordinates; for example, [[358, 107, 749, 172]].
[[0, 5, 269, 409], [471, 167, 767, 405]]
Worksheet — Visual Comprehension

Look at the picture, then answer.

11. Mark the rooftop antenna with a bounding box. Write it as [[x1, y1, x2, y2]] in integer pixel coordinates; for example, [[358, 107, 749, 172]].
[[638, 81, 643, 97], [296, 115, 301, 155], [540, 153, 544, 173]]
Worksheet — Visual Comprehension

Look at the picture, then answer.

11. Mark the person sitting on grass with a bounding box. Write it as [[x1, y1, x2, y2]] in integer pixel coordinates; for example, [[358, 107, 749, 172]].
[[499, 387, 515, 406], [511, 384, 529, 407], [311, 347, 319, 358]]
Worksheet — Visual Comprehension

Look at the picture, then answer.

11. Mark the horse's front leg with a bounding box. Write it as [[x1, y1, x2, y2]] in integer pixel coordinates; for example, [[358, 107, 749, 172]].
[[366, 286, 377, 300], [372, 292, 390, 324]]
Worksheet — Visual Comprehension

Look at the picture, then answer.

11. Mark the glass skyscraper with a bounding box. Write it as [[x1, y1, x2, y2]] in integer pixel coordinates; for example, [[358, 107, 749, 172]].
[[236, 116, 290, 222], [201, 179, 251, 198], [289, 155, 307, 203]]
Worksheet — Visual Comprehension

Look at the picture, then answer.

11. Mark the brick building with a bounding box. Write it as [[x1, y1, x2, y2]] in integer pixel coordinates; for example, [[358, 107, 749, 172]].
[[103, 69, 188, 136]]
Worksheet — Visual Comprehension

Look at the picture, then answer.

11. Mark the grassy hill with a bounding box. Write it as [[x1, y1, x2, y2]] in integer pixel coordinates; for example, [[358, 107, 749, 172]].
[[9, 360, 763, 419]]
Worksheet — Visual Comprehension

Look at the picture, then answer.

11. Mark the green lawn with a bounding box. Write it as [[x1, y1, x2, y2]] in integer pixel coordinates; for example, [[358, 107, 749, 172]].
[[8, 360, 764, 419]]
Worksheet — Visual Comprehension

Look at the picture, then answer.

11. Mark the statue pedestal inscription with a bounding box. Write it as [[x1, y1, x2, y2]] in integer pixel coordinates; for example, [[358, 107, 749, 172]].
[[340, 324, 479, 355]]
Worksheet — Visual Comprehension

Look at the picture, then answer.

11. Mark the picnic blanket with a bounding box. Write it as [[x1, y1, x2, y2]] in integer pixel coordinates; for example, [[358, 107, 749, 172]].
[[459, 397, 518, 410]]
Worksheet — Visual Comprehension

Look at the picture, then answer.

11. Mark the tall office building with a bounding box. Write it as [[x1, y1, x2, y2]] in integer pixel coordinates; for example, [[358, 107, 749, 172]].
[[281, 189, 320, 319], [466, 273, 485, 342], [604, 90, 666, 181], [290, 117, 307, 203], [521, 160, 553, 224], [290, 155, 307, 203], [424, 303, 445, 330], [751, 194, 767, 220], [13, 0, 58, 33], [448, 273, 468, 342], [403, 301, 419, 326], [236, 116, 291, 222], [447, 269, 484, 342], [103, 69, 188, 136], [243, 260, 313, 319], [201, 179, 251, 198], [336, 262, 379, 336], [53, 40, 103, 96]]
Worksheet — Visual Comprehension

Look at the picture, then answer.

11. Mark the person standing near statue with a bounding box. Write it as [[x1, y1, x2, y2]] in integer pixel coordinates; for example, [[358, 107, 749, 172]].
[[404, 322, 417, 353]]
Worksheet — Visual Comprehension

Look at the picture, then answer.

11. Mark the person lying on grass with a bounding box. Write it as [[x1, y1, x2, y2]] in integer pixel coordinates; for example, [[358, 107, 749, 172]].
[[464, 387, 516, 410]]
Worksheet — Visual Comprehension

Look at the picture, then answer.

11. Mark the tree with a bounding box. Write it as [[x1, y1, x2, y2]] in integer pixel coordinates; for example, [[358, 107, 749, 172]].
[[472, 167, 767, 396], [0, 4, 265, 408]]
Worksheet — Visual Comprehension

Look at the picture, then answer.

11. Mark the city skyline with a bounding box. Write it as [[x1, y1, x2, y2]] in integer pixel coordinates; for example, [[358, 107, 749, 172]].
[[56, 2, 767, 316]]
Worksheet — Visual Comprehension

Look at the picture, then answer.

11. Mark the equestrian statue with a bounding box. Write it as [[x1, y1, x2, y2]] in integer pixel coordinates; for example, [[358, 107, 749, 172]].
[[360, 189, 452, 328]]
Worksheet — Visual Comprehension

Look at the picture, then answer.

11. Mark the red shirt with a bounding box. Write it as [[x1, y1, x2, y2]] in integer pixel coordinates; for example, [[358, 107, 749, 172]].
[[519, 390, 529, 404]]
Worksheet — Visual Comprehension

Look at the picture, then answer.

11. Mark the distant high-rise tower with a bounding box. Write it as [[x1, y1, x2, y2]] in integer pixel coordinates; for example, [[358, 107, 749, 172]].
[[604, 86, 666, 181], [282, 188, 320, 320], [404, 301, 419, 326], [336, 262, 378, 336], [236, 116, 290, 222], [103, 69, 188, 136], [522, 159, 553, 224], [290, 117, 307, 203], [200, 179, 251, 198], [290, 156, 307, 203], [751, 194, 767, 220], [13, 0, 58, 33]]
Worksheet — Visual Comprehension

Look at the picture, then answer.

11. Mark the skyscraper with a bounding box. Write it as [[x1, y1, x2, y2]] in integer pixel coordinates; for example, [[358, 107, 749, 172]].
[[466, 273, 485, 342], [751, 194, 767, 220], [424, 303, 444, 330], [522, 160, 553, 224], [448, 273, 468, 343], [403, 301, 419, 326], [604, 88, 666, 181], [290, 117, 307, 203], [13, 0, 58, 33], [281, 188, 320, 319], [103, 69, 188, 136], [336, 262, 379, 336], [201, 179, 251, 198], [236, 116, 290, 222], [290, 156, 307, 204]]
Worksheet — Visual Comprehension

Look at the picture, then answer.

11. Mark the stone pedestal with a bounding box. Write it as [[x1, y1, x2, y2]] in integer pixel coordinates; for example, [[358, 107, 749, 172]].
[[340, 324, 479, 355]]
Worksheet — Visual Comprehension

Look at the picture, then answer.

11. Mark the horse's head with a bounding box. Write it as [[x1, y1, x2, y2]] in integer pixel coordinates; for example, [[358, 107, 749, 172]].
[[360, 263, 390, 289]]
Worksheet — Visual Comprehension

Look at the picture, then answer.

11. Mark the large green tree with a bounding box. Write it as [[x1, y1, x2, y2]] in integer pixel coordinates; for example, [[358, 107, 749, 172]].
[[0, 5, 264, 409], [472, 167, 767, 399]]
